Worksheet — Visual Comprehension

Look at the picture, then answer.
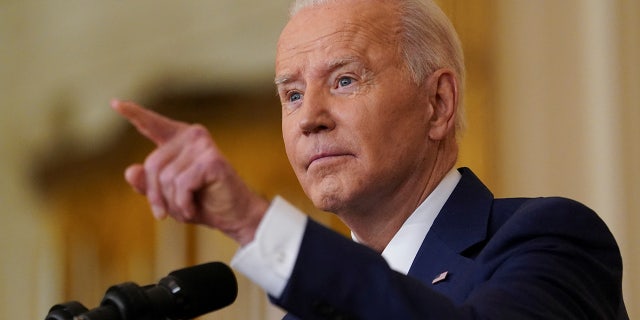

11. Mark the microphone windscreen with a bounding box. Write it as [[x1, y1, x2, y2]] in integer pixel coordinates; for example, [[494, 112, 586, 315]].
[[164, 262, 238, 319]]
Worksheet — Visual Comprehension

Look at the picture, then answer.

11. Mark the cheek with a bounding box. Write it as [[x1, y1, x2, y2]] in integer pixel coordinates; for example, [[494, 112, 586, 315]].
[[282, 134, 298, 168], [282, 121, 298, 163], [354, 111, 428, 174], [351, 116, 393, 158], [281, 121, 311, 188]]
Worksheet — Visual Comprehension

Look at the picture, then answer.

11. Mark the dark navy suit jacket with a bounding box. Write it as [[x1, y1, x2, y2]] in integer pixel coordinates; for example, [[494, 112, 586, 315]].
[[273, 168, 628, 319]]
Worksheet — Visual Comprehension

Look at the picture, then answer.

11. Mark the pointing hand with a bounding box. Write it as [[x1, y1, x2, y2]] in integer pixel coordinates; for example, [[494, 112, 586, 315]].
[[111, 99, 267, 246]]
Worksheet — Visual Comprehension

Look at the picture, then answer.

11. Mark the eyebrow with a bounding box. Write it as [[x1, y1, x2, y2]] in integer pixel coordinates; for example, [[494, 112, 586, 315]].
[[274, 75, 292, 86], [327, 56, 360, 70], [274, 56, 363, 86]]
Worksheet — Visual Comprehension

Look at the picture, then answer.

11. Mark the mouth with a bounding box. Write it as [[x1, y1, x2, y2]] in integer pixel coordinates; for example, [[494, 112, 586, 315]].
[[306, 152, 354, 170]]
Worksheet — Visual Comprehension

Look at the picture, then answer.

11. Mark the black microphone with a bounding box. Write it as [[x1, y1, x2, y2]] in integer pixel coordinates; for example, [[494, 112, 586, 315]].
[[75, 261, 238, 320], [45, 301, 89, 320]]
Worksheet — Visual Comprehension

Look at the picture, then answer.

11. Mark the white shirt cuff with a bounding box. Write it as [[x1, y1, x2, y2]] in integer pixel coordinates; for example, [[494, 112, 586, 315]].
[[231, 196, 307, 298]]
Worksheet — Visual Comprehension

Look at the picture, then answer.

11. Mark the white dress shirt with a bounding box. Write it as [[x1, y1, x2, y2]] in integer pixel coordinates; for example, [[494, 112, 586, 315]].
[[378, 169, 461, 274], [232, 169, 461, 297]]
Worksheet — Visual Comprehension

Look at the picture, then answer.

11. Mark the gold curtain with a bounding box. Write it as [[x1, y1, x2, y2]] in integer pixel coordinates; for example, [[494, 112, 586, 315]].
[[438, 0, 497, 187]]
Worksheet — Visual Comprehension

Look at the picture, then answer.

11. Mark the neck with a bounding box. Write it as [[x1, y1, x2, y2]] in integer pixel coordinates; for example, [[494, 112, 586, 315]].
[[340, 141, 458, 253]]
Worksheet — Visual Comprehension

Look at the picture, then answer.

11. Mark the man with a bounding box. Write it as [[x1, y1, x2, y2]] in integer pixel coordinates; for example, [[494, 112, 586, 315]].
[[112, 0, 628, 318]]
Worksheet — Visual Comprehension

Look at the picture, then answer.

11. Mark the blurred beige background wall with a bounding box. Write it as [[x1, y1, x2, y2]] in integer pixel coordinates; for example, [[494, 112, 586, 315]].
[[1, 0, 637, 319], [494, 1, 639, 317]]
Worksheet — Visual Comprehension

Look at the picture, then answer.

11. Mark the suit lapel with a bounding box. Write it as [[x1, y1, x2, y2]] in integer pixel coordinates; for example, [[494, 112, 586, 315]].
[[408, 168, 494, 302]]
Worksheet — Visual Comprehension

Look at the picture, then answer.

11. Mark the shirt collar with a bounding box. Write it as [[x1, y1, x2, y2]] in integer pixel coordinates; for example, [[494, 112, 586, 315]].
[[352, 168, 462, 274]]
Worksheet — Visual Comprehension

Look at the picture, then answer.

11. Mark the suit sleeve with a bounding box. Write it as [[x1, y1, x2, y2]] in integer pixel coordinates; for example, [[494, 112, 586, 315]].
[[271, 198, 627, 320]]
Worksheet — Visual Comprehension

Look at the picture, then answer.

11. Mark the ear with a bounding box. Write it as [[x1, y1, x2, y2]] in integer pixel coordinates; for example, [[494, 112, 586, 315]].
[[425, 69, 458, 141]]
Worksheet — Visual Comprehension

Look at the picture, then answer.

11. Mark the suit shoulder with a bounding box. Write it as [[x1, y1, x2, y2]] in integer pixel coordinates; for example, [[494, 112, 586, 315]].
[[491, 196, 618, 249], [499, 197, 601, 226]]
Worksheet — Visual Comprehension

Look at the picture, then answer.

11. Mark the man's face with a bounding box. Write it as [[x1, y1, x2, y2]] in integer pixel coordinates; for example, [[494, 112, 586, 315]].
[[276, 0, 436, 214]]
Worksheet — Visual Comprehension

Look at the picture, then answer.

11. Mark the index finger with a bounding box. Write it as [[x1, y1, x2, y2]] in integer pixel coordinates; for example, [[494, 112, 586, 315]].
[[111, 99, 185, 145]]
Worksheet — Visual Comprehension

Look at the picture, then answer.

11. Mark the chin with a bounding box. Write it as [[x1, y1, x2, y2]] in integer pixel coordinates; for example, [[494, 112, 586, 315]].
[[312, 194, 346, 214], [305, 177, 348, 213]]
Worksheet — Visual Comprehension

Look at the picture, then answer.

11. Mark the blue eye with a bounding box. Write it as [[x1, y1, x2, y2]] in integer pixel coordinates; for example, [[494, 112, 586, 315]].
[[289, 92, 302, 102], [338, 77, 353, 87]]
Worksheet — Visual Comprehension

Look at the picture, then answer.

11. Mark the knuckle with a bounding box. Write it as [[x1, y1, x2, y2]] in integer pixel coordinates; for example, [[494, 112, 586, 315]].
[[159, 168, 175, 185], [174, 171, 194, 189], [202, 150, 225, 168], [190, 123, 208, 135], [144, 154, 163, 173], [147, 191, 163, 205], [175, 194, 192, 213], [185, 124, 210, 140]]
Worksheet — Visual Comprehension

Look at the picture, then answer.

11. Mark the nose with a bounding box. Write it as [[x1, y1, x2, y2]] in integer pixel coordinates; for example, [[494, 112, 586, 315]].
[[298, 88, 336, 136]]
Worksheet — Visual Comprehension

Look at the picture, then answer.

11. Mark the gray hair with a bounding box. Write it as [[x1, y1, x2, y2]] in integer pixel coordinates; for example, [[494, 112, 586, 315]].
[[289, 0, 466, 133]]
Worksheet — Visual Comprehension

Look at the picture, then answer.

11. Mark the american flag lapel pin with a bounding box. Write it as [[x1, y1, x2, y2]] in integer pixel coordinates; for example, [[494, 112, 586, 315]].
[[432, 271, 449, 284]]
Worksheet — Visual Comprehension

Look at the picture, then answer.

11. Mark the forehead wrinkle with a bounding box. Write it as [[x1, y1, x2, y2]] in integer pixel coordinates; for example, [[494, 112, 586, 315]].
[[280, 56, 367, 88], [276, 47, 360, 87], [327, 56, 360, 70], [342, 20, 398, 47], [278, 28, 342, 60], [275, 35, 326, 87], [275, 7, 401, 87]]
